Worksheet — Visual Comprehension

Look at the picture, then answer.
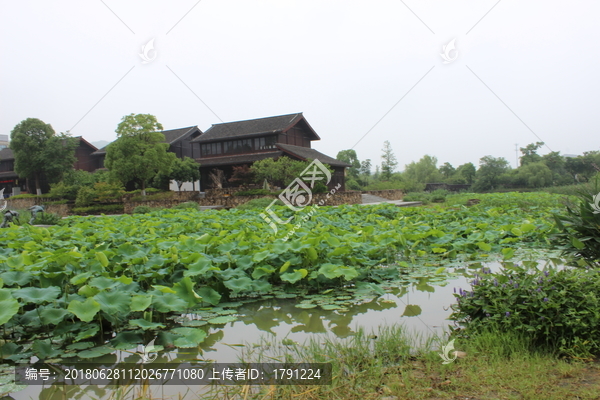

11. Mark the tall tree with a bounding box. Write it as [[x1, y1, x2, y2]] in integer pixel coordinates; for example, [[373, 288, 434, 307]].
[[104, 114, 175, 196], [455, 162, 477, 184], [473, 156, 510, 191], [380, 141, 398, 180], [169, 156, 200, 191], [519, 142, 544, 166], [439, 162, 455, 180], [10, 118, 77, 195], [404, 155, 442, 184], [336, 150, 360, 178]]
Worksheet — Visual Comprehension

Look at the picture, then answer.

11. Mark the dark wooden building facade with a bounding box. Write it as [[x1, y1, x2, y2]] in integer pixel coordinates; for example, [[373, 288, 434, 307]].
[[192, 113, 349, 191]]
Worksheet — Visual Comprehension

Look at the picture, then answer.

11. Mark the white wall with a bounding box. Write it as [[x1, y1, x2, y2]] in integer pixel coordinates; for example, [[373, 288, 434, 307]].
[[169, 180, 200, 192]]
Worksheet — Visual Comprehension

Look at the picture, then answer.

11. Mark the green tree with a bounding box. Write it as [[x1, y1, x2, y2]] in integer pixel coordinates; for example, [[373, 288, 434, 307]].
[[519, 142, 544, 166], [169, 157, 200, 191], [380, 141, 398, 180], [455, 162, 477, 184], [251, 157, 333, 189], [542, 151, 571, 185], [565, 151, 600, 182], [336, 150, 360, 179], [104, 114, 175, 196], [10, 118, 77, 195], [403, 155, 443, 184], [359, 159, 372, 186], [439, 162, 455, 181], [49, 169, 96, 200], [514, 162, 553, 188], [473, 156, 510, 191]]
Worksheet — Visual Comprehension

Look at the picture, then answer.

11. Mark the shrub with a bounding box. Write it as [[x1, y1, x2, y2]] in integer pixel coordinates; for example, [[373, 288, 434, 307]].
[[311, 181, 328, 194], [430, 189, 449, 202], [450, 265, 600, 358], [171, 202, 199, 210], [48, 182, 79, 200], [32, 212, 62, 225], [553, 178, 600, 266], [93, 182, 126, 203], [75, 186, 95, 207], [133, 205, 153, 214], [236, 197, 281, 210]]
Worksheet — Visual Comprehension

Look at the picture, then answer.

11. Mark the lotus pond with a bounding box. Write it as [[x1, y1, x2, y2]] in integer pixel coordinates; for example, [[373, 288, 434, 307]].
[[0, 192, 570, 398]]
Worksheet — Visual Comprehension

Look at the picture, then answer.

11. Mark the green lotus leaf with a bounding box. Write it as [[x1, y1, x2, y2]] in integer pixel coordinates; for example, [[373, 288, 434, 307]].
[[152, 293, 187, 313], [1, 271, 33, 286], [171, 327, 207, 348], [12, 286, 61, 304], [32, 340, 62, 360], [129, 319, 165, 330], [223, 276, 254, 293], [40, 307, 70, 325], [74, 324, 100, 342], [295, 303, 317, 309], [280, 269, 307, 284], [77, 346, 113, 359], [197, 287, 221, 306], [68, 298, 101, 322], [94, 291, 130, 316], [66, 342, 94, 351], [130, 294, 153, 312], [0, 289, 19, 325], [207, 315, 237, 324]]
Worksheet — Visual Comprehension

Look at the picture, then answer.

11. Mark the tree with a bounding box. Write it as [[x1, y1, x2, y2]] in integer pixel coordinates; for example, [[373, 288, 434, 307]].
[[455, 162, 477, 184], [104, 114, 175, 196], [336, 150, 360, 179], [439, 162, 455, 180], [359, 159, 372, 186], [228, 165, 255, 186], [380, 141, 398, 180], [514, 162, 553, 188], [542, 152, 571, 185], [473, 156, 510, 191], [10, 118, 77, 195], [519, 142, 544, 166], [403, 155, 443, 184], [251, 157, 333, 189], [169, 156, 200, 191]]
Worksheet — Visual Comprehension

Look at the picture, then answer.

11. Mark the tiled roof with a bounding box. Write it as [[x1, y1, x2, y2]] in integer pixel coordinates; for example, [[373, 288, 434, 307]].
[[276, 144, 351, 168], [192, 113, 319, 142], [162, 126, 200, 144], [91, 126, 201, 156]]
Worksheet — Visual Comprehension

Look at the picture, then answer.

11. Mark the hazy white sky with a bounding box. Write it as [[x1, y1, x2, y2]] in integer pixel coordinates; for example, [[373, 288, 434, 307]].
[[1, 1, 598, 170]]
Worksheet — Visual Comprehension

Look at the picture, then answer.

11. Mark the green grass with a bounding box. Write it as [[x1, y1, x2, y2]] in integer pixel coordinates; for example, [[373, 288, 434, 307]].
[[204, 326, 600, 400]]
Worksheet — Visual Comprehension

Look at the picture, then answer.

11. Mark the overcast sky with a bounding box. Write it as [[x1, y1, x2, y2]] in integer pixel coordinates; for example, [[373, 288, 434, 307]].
[[1, 1, 598, 171]]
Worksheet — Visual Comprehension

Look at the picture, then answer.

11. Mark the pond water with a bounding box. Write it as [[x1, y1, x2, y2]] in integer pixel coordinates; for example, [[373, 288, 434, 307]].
[[3, 260, 535, 400]]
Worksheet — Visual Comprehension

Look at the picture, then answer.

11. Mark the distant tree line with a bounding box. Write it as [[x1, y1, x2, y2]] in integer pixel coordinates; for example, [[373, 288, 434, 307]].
[[336, 141, 600, 193]]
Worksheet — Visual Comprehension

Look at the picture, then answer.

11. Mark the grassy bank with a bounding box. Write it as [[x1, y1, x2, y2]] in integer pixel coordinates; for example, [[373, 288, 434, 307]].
[[203, 326, 600, 400]]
